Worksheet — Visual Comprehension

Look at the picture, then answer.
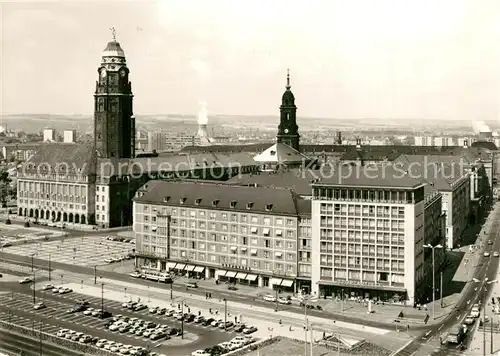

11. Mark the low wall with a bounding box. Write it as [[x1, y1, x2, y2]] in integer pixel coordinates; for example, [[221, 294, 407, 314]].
[[0, 319, 115, 356], [227, 337, 281, 356]]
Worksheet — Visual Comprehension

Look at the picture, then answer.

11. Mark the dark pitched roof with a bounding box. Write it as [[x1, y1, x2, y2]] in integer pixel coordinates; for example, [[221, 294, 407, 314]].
[[394, 155, 470, 191], [296, 198, 312, 216], [23, 143, 97, 175], [471, 141, 497, 150], [133, 180, 300, 216], [98, 152, 257, 178], [227, 168, 318, 196], [312, 165, 425, 189]]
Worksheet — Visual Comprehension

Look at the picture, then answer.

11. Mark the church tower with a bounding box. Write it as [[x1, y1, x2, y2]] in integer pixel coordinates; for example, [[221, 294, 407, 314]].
[[94, 30, 135, 159], [276, 69, 300, 151]]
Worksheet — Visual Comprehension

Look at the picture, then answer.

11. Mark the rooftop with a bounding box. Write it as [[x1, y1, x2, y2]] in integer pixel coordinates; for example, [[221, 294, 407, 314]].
[[253, 142, 309, 164], [134, 180, 308, 216], [312, 164, 425, 189]]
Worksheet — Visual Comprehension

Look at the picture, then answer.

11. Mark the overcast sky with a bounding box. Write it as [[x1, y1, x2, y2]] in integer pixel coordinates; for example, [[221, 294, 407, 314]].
[[2, 0, 500, 120]]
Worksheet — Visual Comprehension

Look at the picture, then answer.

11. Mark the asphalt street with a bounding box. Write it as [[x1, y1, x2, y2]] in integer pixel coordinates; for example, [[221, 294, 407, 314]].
[[394, 206, 500, 356], [0, 327, 86, 356], [0, 250, 400, 331], [0, 280, 234, 356]]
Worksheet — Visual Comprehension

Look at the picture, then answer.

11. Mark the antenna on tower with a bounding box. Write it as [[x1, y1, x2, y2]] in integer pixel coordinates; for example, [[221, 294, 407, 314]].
[[286, 68, 291, 90], [110, 27, 116, 41]]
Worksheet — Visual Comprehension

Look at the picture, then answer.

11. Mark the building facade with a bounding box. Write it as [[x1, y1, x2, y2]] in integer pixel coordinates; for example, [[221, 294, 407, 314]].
[[310, 166, 428, 304], [133, 181, 309, 291]]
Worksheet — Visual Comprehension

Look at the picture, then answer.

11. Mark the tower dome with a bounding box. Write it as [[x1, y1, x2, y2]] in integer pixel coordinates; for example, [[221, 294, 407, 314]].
[[281, 69, 295, 104], [101, 29, 127, 72]]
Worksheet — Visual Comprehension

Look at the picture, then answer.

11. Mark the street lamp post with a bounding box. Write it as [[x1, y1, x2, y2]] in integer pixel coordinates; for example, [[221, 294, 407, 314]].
[[300, 294, 318, 356], [48, 253, 51, 282], [101, 283, 104, 318], [473, 278, 498, 356], [224, 298, 228, 331], [32, 269, 36, 304], [423, 243, 443, 320], [31, 253, 34, 272]]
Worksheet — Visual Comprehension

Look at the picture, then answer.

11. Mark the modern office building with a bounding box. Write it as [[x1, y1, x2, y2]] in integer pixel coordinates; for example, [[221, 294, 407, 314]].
[[310, 165, 439, 304], [133, 180, 310, 291], [43, 128, 56, 142], [63, 130, 77, 143]]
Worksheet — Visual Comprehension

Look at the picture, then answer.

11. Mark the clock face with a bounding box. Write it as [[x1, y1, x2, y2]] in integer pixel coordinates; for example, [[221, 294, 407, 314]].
[[101, 69, 107, 77], [284, 129, 289, 134], [120, 69, 126, 77]]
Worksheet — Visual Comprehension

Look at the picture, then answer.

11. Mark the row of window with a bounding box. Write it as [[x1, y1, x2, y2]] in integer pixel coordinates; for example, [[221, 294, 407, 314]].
[[19, 182, 88, 196], [320, 216, 406, 230], [320, 230, 406, 244], [320, 269, 405, 284], [137, 205, 296, 226], [320, 256, 405, 271], [19, 199, 86, 211], [320, 204, 405, 217]]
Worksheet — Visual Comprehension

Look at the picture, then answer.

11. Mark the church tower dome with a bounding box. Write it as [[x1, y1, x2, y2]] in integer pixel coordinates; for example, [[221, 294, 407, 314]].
[[276, 69, 300, 151]]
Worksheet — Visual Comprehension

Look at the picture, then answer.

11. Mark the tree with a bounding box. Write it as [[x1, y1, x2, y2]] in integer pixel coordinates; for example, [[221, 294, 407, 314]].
[[0, 168, 11, 206]]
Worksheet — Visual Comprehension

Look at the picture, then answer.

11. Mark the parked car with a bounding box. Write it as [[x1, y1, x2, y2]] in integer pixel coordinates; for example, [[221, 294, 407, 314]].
[[19, 277, 32, 284], [59, 287, 73, 294], [34, 302, 46, 310], [488, 240, 493, 245], [129, 271, 141, 278], [42, 284, 54, 290], [185, 282, 198, 288], [134, 304, 147, 311], [203, 318, 215, 326], [494, 252, 499, 257], [243, 326, 257, 334], [233, 324, 246, 332], [484, 252, 491, 257], [194, 315, 205, 323], [278, 297, 291, 305], [263, 294, 276, 302]]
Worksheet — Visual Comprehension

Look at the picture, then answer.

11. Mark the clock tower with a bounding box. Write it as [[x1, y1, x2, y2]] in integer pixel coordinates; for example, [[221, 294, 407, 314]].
[[94, 34, 135, 159], [276, 69, 300, 151]]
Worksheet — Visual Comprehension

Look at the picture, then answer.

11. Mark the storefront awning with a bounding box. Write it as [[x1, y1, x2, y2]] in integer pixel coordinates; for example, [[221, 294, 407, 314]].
[[218, 270, 227, 277], [281, 279, 294, 287], [226, 271, 237, 278], [245, 274, 258, 281], [193, 266, 205, 273], [271, 278, 283, 286], [166, 262, 177, 269], [176, 263, 186, 270], [235, 272, 247, 279], [185, 265, 196, 271]]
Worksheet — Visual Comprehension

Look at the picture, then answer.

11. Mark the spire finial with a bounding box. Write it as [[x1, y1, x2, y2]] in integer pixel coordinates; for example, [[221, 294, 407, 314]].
[[110, 27, 116, 41], [286, 68, 291, 90]]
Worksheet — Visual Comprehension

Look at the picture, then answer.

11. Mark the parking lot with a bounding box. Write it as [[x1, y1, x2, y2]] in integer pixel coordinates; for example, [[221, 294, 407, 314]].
[[0, 224, 64, 247], [0, 286, 251, 356], [1, 235, 135, 267]]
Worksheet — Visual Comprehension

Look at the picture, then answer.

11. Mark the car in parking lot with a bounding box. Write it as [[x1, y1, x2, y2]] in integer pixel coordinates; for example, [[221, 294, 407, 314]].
[[219, 321, 233, 329], [233, 324, 246, 332], [150, 331, 168, 340], [278, 297, 291, 305], [192, 350, 211, 356], [66, 305, 85, 313], [484, 252, 491, 257], [243, 326, 258, 334], [263, 294, 276, 302], [129, 271, 141, 278], [464, 316, 475, 325], [18, 277, 32, 284], [184, 314, 195, 322], [59, 287, 73, 294], [194, 315, 205, 323], [488, 240, 493, 245], [33, 302, 46, 310], [52, 286, 63, 293], [149, 306, 159, 314], [203, 318, 215, 326], [134, 303, 147, 311], [156, 307, 167, 315], [211, 319, 222, 327], [494, 252, 499, 257], [78, 335, 93, 343], [83, 307, 95, 316], [42, 284, 54, 290]]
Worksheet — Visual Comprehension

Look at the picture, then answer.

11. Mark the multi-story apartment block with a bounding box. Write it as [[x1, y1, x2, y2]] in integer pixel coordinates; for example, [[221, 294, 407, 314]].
[[2, 143, 41, 162], [310, 166, 429, 304], [133, 181, 309, 291]]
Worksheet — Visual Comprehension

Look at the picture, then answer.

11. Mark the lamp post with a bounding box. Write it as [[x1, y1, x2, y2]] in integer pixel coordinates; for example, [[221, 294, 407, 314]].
[[101, 283, 104, 318], [32, 268, 36, 304], [48, 253, 51, 282], [31, 253, 35, 272], [473, 278, 498, 356], [299, 294, 318, 356], [224, 298, 228, 331], [423, 243, 443, 320]]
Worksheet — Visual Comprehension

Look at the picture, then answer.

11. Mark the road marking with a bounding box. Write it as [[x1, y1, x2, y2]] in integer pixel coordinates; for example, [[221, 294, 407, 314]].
[[425, 330, 432, 337], [438, 324, 444, 331]]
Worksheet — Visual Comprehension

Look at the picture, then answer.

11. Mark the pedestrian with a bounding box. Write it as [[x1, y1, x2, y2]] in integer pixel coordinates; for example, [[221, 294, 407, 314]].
[[209, 308, 212, 314], [177, 303, 180, 309], [234, 316, 237, 323], [188, 307, 191, 313], [289, 325, 292, 331], [323, 331, 326, 339], [198, 311, 201, 316]]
